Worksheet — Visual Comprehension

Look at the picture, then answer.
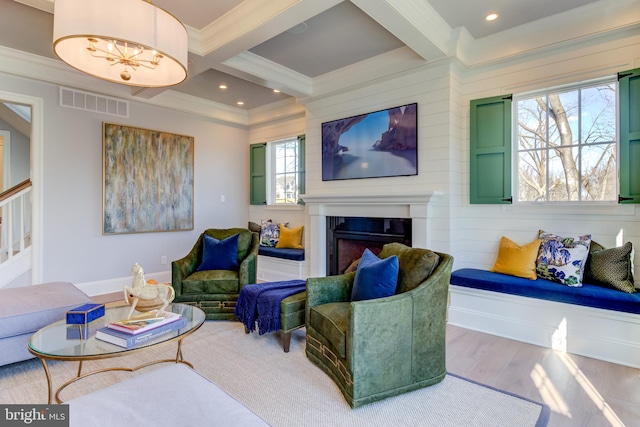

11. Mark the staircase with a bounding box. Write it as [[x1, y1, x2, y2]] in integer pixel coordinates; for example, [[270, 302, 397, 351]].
[[0, 179, 32, 288]]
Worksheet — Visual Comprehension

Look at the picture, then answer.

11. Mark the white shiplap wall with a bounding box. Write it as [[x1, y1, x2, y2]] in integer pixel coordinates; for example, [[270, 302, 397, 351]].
[[304, 62, 456, 266], [455, 33, 640, 271]]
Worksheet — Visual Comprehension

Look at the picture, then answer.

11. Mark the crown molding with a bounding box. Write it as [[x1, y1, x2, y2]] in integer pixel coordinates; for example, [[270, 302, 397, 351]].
[[223, 51, 312, 98], [0, 45, 250, 126], [456, 0, 640, 67], [248, 97, 305, 128], [305, 46, 430, 103]]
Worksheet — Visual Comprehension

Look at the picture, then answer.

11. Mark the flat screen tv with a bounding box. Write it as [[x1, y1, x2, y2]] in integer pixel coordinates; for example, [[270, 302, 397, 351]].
[[321, 102, 417, 181]]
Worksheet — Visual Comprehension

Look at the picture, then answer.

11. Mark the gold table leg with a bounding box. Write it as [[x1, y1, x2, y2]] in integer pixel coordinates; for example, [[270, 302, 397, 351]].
[[42, 339, 192, 403], [37, 357, 53, 405]]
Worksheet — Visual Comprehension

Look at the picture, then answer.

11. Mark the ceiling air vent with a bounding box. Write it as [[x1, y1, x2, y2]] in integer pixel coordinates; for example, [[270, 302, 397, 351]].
[[59, 87, 129, 118]]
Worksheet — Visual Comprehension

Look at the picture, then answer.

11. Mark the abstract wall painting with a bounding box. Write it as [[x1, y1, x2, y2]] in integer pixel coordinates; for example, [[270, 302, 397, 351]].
[[103, 123, 194, 234]]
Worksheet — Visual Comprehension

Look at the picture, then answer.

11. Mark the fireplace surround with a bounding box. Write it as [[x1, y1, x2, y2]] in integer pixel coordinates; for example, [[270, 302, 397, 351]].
[[301, 192, 442, 277], [327, 216, 412, 275]]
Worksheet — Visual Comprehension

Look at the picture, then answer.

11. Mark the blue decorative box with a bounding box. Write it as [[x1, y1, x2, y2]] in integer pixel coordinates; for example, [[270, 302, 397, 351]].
[[66, 303, 105, 324]]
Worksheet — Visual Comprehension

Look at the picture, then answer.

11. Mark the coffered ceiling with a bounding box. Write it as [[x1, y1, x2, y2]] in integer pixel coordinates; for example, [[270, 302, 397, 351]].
[[1, 0, 636, 111]]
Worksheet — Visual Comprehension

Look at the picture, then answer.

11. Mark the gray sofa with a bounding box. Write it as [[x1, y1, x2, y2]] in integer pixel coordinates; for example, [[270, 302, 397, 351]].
[[0, 282, 92, 366]]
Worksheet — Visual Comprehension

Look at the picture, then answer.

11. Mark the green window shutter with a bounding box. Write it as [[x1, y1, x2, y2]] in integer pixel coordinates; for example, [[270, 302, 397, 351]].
[[297, 134, 305, 205], [250, 142, 267, 205], [470, 95, 513, 204], [618, 68, 640, 204]]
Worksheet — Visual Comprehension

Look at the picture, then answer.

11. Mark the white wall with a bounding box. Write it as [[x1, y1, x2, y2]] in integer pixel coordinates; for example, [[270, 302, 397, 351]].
[[455, 32, 640, 271], [0, 72, 249, 289]]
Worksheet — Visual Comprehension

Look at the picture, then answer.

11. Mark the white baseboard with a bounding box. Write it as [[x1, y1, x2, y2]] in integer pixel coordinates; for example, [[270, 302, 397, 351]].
[[448, 285, 640, 369], [76, 271, 172, 297], [257, 255, 306, 283]]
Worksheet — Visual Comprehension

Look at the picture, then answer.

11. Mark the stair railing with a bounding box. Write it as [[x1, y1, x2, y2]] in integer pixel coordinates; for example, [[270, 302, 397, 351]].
[[0, 179, 32, 266]]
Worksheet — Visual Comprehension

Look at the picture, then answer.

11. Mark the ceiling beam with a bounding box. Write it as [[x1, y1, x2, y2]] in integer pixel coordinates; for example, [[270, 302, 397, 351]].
[[350, 0, 452, 62], [222, 52, 312, 98], [137, 0, 340, 100]]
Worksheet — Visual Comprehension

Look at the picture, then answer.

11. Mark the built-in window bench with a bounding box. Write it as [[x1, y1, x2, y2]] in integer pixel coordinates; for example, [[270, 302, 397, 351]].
[[448, 268, 640, 369], [257, 247, 306, 283]]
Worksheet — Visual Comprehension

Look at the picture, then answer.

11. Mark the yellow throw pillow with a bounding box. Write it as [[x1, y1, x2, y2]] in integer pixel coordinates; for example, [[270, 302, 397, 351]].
[[490, 236, 541, 280], [275, 224, 304, 249]]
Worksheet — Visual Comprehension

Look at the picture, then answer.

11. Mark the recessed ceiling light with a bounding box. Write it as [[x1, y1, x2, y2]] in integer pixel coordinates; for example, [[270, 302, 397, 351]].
[[237, 101, 244, 106], [219, 84, 227, 89], [485, 13, 499, 21], [273, 89, 281, 93]]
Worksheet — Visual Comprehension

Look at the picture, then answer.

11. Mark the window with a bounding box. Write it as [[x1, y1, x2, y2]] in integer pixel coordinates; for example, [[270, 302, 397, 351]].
[[469, 68, 640, 205], [250, 135, 305, 205], [270, 138, 300, 204], [515, 80, 617, 202]]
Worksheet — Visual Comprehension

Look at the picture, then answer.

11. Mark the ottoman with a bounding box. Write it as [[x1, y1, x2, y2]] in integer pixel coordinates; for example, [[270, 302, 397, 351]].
[[0, 282, 92, 366], [279, 290, 306, 352], [236, 280, 306, 352], [68, 364, 270, 426]]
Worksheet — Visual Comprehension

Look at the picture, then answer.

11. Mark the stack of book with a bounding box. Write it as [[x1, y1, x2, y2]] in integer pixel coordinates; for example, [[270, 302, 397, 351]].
[[96, 310, 187, 348]]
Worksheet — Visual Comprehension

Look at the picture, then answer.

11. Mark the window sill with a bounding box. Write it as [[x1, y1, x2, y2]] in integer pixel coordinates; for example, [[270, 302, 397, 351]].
[[264, 204, 305, 211], [502, 203, 636, 216]]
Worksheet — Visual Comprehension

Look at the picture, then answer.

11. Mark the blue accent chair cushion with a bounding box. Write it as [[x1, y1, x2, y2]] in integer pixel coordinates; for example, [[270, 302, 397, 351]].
[[258, 246, 305, 261], [450, 268, 640, 315]]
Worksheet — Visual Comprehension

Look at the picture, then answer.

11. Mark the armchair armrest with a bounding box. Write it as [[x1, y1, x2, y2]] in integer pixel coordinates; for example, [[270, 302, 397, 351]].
[[306, 273, 354, 321], [171, 247, 200, 296], [239, 232, 259, 286], [307, 273, 354, 307]]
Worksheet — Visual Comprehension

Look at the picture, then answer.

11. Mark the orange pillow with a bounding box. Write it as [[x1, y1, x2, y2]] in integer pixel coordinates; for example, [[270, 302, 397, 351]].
[[490, 236, 541, 280], [275, 224, 304, 249]]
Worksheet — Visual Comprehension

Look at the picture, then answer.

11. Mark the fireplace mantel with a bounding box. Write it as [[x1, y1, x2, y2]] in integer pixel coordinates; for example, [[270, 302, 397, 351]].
[[300, 192, 442, 206], [301, 192, 443, 276]]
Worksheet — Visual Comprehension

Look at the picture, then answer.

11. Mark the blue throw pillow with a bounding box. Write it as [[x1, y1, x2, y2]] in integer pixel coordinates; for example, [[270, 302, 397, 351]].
[[351, 248, 399, 301], [197, 233, 239, 271]]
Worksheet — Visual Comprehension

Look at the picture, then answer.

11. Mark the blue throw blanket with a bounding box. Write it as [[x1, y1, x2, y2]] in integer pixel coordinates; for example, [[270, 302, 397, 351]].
[[235, 280, 306, 335]]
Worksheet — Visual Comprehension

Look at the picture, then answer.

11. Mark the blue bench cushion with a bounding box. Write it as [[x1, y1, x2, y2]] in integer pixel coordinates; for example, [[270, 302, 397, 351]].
[[451, 268, 640, 315], [258, 246, 305, 261]]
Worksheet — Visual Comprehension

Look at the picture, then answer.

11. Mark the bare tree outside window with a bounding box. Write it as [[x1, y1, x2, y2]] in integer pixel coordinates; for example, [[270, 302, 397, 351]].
[[516, 81, 617, 202], [273, 139, 299, 204]]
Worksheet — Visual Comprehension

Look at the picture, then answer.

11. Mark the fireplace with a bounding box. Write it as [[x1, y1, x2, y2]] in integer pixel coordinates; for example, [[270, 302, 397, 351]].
[[327, 217, 411, 275], [301, 192, 442, 277]]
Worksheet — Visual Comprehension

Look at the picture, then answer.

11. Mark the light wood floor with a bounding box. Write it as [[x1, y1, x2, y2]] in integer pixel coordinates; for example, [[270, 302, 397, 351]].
[[446, 325, 639, 427], [93, 292, 639, 426]]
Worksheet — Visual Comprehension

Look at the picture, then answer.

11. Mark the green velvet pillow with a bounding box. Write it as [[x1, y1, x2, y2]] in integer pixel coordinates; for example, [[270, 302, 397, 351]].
[[583, 241, 636, 293], [378, 243, 440, 293]]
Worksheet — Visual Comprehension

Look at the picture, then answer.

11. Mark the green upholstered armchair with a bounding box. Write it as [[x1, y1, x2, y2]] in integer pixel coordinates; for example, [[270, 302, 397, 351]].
[[305, 242, 453, 408], [172, 228, 259, 320]]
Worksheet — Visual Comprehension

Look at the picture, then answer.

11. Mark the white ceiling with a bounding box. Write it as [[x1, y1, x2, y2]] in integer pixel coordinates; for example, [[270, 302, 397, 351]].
[[1, 0, 634, 111]]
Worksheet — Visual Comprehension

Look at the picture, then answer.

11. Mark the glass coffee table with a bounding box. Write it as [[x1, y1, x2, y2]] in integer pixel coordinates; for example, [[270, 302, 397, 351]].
[[29, 303, 205, 403]]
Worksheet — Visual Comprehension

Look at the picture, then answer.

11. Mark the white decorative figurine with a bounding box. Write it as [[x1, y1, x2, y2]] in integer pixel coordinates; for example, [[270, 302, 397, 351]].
[[123, 263, 175, 319]]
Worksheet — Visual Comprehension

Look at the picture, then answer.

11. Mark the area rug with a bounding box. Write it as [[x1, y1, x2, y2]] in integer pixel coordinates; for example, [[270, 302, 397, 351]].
[[0, 321, 549, 427]]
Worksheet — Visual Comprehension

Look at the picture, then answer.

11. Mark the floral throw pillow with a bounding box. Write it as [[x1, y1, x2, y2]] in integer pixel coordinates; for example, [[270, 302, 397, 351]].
[[260, 220, 280, 247], [536, 230, 592, 287]]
